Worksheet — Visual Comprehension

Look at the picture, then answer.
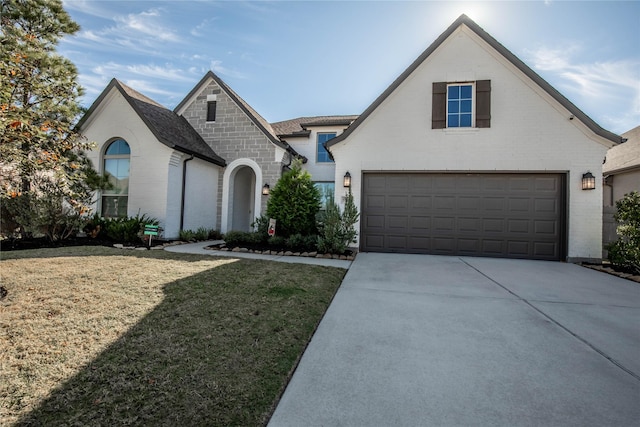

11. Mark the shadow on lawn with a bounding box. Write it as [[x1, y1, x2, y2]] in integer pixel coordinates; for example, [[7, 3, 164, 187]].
[[15, 259, 341, 426]]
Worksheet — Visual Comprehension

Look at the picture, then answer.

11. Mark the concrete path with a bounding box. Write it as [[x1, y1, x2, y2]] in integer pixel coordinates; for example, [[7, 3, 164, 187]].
[[268, 253, 640, 427], [164, 240, 352, 269]]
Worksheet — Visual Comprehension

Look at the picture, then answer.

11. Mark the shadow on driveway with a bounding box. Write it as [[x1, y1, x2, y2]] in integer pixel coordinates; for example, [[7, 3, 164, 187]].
[[269, 253, 640, 427]]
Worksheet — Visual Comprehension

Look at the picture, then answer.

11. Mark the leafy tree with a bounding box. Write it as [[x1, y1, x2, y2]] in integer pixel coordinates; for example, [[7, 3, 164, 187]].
[[606, 191, 640, 274], [266, 159, 321, 237], [1, 0, 103, 240]]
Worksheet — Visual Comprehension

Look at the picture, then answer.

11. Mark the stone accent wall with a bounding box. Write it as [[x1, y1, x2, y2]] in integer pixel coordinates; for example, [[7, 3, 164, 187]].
[[180, 80, 284, 229]]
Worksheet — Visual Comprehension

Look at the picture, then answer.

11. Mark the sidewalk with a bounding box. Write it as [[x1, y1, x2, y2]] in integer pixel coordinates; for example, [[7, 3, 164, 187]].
[[164, 240, 352, 269]]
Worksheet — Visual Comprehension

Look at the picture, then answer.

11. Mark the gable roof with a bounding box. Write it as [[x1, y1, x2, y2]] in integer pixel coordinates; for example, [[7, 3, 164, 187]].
[[77, 79, 226, 166], [604, 125, 640, 174], [174, 71, 306, 162], [326, 14, 623, 149], [272, 115, 359, 138]]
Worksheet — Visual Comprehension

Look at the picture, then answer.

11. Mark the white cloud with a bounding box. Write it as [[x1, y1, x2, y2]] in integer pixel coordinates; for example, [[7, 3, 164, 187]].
[[210, 60, 248, 80], [92, 62, 195, 82], [114, 9, 179, 42], [63, 7, 180, 55], [526, 45, 640, 133]]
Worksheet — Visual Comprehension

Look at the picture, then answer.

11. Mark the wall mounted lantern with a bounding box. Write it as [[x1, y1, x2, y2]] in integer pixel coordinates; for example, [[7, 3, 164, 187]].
[[262, 183, 270, 196], [343, 171, 352, 188], [582, 172, 596, 190]]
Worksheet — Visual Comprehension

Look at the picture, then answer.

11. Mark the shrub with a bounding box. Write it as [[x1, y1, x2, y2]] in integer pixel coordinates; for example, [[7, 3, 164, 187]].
[[208, 229, 223, 240], [84, 213, 158, 244], [267, 236, 286, 248], [3, 191, 90, 242], [179, 229, 196, 241], [606, 191, 640, 274], [223, 231, 263, 247], [317, 188, 359, 254], [266, 159, 321, 238], [286, 233, 318, 252]]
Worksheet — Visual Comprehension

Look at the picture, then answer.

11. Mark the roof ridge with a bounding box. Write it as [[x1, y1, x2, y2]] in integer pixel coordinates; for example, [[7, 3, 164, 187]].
[[326, 14, 622, 150]]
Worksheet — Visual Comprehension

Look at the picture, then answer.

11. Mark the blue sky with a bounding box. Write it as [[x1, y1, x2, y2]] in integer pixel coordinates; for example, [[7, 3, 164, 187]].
[[59, 1, 640, 134]]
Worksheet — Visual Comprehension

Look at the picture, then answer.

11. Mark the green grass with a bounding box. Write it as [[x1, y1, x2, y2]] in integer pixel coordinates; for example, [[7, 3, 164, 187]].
[[1, 246, 345, 426]]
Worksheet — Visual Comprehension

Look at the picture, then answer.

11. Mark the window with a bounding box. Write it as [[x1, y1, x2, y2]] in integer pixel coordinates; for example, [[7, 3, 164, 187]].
[[207, 101, 217, 122], [102, 138, 130, 218], [315, 182, 335, 208], [432, 80, 491, 129], [317, 133, 336, 163], [447, 84, 473, 127]]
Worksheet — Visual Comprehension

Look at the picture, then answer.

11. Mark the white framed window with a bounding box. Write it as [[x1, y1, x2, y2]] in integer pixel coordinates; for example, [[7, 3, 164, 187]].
[[317, 133, 336, 163], [102, 138, 130, 218], [447, 83, 474, 128]]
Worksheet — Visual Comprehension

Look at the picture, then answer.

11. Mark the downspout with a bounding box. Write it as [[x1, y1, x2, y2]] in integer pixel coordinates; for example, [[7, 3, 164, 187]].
[[180, 154, 195, 232]]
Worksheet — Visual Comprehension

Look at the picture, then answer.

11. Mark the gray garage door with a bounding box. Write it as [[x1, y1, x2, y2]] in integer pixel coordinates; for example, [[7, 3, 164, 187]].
[[361, 173, 565, 260]]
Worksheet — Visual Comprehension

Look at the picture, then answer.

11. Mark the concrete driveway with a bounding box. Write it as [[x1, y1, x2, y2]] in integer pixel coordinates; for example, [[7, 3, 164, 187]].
[[268, 253, 640, 427]]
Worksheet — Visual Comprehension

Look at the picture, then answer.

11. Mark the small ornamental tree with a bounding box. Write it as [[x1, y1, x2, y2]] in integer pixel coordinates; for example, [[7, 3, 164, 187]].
[[607, 191, 640, 274], [1, 0, 104, 240], [317, 187, 359, 254], [266, 159, 321, 238]]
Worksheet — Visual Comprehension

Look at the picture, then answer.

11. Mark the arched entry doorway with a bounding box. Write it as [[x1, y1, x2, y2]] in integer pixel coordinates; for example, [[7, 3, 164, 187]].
[[231, 166, 255, 231], [221, 159, 263, 233]]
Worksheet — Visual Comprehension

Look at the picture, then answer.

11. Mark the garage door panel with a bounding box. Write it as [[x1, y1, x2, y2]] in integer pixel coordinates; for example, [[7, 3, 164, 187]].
[[388, 215, 408, 230], [409, 216, 430, 231], [388, 195, 408, 210], [411, 195, 432, 209], [361, 173, 565, 260], [365, 194, 385, 210]]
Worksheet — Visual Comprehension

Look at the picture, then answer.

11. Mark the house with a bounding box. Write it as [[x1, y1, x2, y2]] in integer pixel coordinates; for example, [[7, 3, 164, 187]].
[[80, 14, 622, 263], [602, 125, 640, 249], [78, 72, 354, 238], [603, 125, 640, 206], [325, 14, 623, 263]]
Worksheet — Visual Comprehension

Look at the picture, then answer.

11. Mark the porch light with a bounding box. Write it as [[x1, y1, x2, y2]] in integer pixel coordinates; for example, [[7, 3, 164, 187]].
[[262, 183, 270, 195], [343, 171, 351, 188], [582, 172, 596, 190]]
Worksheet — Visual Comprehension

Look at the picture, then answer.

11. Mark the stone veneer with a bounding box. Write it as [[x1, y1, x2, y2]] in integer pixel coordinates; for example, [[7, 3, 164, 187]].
[[180, 80, 286, 229]]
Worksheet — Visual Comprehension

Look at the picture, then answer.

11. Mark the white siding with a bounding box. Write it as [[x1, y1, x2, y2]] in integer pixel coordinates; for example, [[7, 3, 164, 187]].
[[330, 25, 612, 262]]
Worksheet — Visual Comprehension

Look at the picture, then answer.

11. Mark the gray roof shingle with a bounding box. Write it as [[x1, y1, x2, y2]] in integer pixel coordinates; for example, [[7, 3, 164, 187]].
[[78, 79, 226, 166], [272, 115, 359, 138]]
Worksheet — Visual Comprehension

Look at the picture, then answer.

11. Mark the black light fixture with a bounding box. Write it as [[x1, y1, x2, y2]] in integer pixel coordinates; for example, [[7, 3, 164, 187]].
[[582, 172, 596, 190], [343, 171, 351, 188], [262, 183, 270, 195]]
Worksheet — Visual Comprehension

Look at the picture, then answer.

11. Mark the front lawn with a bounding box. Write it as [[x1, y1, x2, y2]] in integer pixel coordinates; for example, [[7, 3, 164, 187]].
[[0, 247, 344, 426]]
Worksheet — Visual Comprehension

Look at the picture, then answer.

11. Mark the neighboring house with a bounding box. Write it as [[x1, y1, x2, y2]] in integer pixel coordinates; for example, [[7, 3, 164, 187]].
[[603, 125, 640, 206], [272, 116, 358, 203], [602, 125, 640, 250], [326, 14, 623, 263]]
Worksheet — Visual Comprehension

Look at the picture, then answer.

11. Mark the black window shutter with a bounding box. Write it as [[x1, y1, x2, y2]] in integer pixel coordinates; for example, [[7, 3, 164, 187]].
[[476, 80, 491, 128], [432, 82, 447, 129]]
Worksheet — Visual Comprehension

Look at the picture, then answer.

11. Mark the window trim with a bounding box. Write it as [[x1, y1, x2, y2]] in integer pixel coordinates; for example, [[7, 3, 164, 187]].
[[446, 82, 475, 128], [101, 138, 130, 218]]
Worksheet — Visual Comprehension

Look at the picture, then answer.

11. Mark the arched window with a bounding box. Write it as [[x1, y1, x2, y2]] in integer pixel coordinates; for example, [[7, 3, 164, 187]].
[[102, 138, 130, 217]]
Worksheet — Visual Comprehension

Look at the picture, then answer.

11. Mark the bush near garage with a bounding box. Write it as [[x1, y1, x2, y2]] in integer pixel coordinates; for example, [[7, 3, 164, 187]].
[[606, 191, 640, 274]]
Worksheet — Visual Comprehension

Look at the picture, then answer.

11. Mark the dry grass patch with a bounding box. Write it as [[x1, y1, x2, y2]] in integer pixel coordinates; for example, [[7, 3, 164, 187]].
[[1, 247, 344, 426]]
